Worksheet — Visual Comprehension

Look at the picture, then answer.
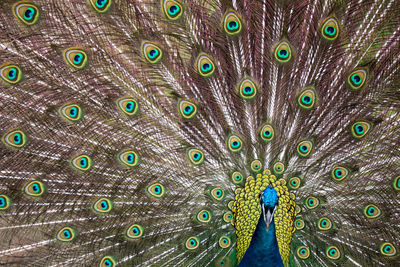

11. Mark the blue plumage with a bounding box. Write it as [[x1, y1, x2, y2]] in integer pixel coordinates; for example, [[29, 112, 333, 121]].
[[239, 187, 283, 267]]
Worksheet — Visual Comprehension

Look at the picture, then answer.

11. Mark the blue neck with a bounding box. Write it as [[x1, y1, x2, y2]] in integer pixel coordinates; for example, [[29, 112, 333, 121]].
[[238, 214, 283, 267]]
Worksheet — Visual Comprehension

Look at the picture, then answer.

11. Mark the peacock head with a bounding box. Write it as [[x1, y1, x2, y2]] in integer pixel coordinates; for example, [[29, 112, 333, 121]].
[[260, 186, 278, 232]]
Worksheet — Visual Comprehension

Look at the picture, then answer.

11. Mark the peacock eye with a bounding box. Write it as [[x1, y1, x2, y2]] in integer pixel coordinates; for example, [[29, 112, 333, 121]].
[[211, 188, 225, 201], [0, 64, 23, 84], [89, 0, 112, 13], [59, 104, 82, 122], [126, 224, 143, 239], [250, 159, 262, 173], [147, 183, 166, 198], [24, 181, 45, 197], [238, 78, 257, 100], [347, 69, 367, 90], [331, 166, 349, 181], [223, 211, 233, 223], [218, 236, 231, 248], [296, 246, 310, 259], [93, 198, 113, 213], [231, 171, 243, 184], [259, 123, 274, 141], [351, 121, 371, 138], [363, 204, 381, 219], [118, 150, 139, 167], [294, 218, 305, 230], [56, 227, 76, 242], [273, 162, 285, 175], [227, 134, 243, 152], [305, 196, 319, 209], [289, 177, 301, 190], [297, 140, 313, 157], [380, 243, 397, 256], [196, 209, 212, 223], [3, 130, 27, 148], [13, 3, 39, 25], [142, 42, 163, 63], [326, 246, 341, 260], [298, 87, 317, 110], [117, 98, 139, 116], [64, 48, 87, 69], [196, 53, 215, 77], [71, 154, 92, 171], [178, 100, 197, 119], [321, 17, 340, 40], [0, 195, 11, 210], [317, 217, 332, 230], [187, 148, 204, 165], [274, 40, 292, 63], [185, 236, 199, 249], [223, 11, 242, 35], [100, 256, 116, 267], [162, 0, 183, 20]]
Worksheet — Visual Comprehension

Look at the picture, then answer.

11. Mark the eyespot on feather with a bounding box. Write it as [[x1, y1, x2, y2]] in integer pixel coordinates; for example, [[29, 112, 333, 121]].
[[223, 10, 242, 35], [298, 87, 317, 110], [273, 40, 293, 63], [321, 17, 340, 41], [59, 104, 82, 122], [297, 246, 310, 259], [13, 2, 39, 25], [118, 150, 139, 167], [126, 224, 143, 239], [56, 227, 76, 242], [331, 166, 350, 181], [117, 98, 139, 116], [288, 177, 301, 190], [0, 64, 23, 84], [187, 148, 204, 165], [250, 159, 262, 173], [142, 42, 163, 63], [185, 236, 199, 250], [89, 0, 112, 13], [93, 198, 113, 213], [162, 0, 183, 20], [273, 162, 285, 175], [178, 100, 197, 119], [260, 123, 274, 142], [99, 256, 116, 267], [227, 134, 243, 152], [196, 209, 212, 223], [347, 69, 368, 90], [71, 154, 92, 171], [218, 236, 231, 248], [305, 196, 319, 209], [146, 183, 165, 198], [0, 195, 11, 211], [237, 77, 257, 100], [380, 242, 397, 257], [24, 180, 45, 197], [351, 121, 371, 138], [3, 130, 27, 148], [297, 140, 313, 157], [231, 171, 244, 184], [196, 53, 215, 77], [326, 246, 341, 260], [64, 48, 88, 69]]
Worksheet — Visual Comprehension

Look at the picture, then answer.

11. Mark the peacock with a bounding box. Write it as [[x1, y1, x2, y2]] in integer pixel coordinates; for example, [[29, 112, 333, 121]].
[[0, 0, 399, 266]]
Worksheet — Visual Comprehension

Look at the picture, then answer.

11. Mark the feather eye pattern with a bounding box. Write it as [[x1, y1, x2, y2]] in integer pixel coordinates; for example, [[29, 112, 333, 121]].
[[0, 1, 399, 266]]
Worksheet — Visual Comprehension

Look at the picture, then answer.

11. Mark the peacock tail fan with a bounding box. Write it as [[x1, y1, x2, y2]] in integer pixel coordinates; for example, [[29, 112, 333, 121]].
[[0, 0, 399, 266]]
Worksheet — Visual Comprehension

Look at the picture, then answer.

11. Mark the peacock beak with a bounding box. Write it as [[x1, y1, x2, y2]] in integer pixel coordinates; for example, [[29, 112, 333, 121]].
[[262, 205, 276, 232]]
